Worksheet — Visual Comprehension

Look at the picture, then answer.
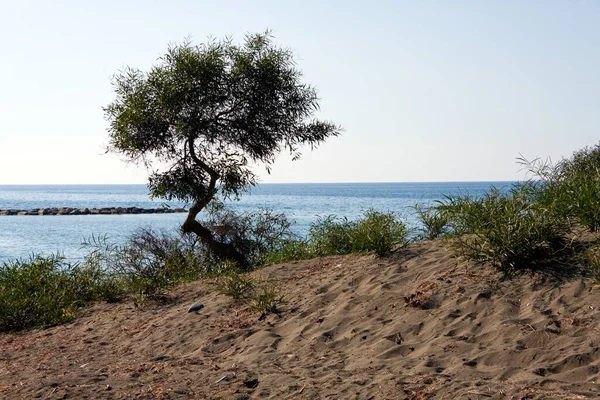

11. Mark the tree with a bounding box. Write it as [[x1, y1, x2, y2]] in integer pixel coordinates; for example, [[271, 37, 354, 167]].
[[104, 32, 341, 270]]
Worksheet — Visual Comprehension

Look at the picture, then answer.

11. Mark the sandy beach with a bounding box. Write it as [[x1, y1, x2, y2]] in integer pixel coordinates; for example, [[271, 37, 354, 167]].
[[2, 240, 600, 399]]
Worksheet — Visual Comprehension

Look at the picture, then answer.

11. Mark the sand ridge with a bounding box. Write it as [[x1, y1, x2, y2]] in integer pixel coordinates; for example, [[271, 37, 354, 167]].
[[2, 240, 600, 399]]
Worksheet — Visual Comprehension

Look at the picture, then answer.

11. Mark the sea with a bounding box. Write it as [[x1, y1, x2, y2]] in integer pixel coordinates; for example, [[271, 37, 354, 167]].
[[0, 182, 512, 263]]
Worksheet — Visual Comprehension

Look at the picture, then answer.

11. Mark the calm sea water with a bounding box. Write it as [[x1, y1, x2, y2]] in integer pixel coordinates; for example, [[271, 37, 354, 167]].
[[0, 182, 511, 262]]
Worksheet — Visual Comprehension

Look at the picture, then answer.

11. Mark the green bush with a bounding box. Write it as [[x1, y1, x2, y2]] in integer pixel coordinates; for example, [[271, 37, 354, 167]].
[[308, 215, 355, 256], [249, 283, 286, 314], [585, 245, 600, 282], [260, 239, 313, 265], [83, 229, 204, 298], [524, 145, 600, 232], [440, 184, 568, 272], [213, 268, 286, 315], [350, 210, 409, 256], [200, 203, 299, 268], [414, 203, 449, 240], [0, 255, 115, 331], [308, 210, 408, 257], [214, 268, 256, 301]]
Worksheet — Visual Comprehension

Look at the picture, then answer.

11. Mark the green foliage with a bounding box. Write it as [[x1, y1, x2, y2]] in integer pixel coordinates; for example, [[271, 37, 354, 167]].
[[0, 255, 116, 332], [83, 229, 204, 298], [214, 268, 256, 301], [414, 203, 449, 240], [351, 210, 409, 256], [308, 210, 408, 257], [213, 269, 285, 315], [309, 215, 355, 256], [249, 283, 286, 314], [520, 144, 600, 232], [440, 184, 568, 272], [105, 31, 340, 268], [585, 245, 600, 282], [200, 202, 299, 267], [260, 239, 313, 265]]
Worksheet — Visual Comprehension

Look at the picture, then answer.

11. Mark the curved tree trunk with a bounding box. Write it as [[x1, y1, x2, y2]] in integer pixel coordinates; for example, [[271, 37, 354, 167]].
[[182, 213, 250, 270], [182, 138, 250, 270]]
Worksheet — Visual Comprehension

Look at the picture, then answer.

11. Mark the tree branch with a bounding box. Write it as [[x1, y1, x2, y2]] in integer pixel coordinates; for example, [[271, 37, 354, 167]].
[[187, 138, 219, 179]]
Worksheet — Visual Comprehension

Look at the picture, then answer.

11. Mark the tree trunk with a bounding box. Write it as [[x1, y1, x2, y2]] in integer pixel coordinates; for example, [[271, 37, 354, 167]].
[[182, 138, 250, 269], [182, 216, 250, 270]]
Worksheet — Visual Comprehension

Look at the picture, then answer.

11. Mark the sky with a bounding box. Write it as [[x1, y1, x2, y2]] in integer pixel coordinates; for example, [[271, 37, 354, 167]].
[[0, 0, 599, 184]]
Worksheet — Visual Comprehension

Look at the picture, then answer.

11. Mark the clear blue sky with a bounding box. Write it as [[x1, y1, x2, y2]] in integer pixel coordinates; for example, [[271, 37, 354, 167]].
[[1, 1, 599, 184]]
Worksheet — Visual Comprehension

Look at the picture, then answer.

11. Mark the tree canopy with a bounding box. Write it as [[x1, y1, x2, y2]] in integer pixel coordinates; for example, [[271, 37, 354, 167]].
[[104, 32, 341, 269]]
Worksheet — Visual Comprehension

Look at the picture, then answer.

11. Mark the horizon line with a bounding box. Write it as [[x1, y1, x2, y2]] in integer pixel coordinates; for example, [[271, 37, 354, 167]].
[[0, 180, 521, 186]]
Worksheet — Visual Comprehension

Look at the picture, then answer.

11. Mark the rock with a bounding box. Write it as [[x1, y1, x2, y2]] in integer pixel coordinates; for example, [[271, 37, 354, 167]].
[[0, 206, 185, 216], [187, 303, 204, 313]]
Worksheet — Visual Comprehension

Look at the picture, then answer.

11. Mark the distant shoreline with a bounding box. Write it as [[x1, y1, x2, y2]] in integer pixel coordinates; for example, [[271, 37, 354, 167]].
[[0, 207, 188, 216]]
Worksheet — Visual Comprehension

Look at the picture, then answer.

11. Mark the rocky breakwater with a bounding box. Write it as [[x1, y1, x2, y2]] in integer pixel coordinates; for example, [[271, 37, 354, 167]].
[[0, 207, 187, 216]]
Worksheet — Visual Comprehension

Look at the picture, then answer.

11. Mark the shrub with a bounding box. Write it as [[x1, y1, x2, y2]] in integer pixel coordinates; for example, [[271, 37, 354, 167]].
[[414, 203, 449, 240], [308, 215, 355, 256], [213, 268, 286, 315], [585, 245, 600, 282], [249, 283, 286, 314], [214, 267, 256, 301], [83, 229, 204, 298], [350, 210, 409, 256], [440, 184, 568, 272], [520, 144, 600, 232], [260, 239, 313, 266], [0, 255, 115, 331], [200, 202, 299, 268], [308, 210, 408, 257], [68, 260, 124, 303]]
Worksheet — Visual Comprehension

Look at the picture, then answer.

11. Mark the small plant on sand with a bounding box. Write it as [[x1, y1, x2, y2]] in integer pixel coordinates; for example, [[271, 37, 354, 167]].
[[213, 268, 286, 315], [249, 282, 287, 314], [414, 203, 449, 240], [585, 245, 600, 282], [214, 267, 256, 302], [440, 183, 568, 273]]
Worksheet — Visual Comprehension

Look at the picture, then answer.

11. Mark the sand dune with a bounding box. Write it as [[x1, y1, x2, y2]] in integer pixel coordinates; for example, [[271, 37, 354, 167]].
[[2, 240, 600, 399]]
